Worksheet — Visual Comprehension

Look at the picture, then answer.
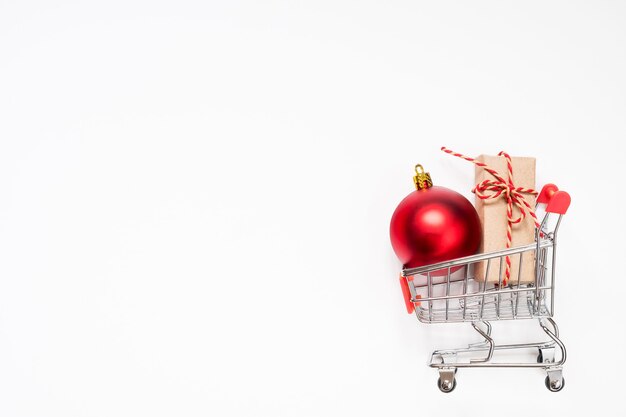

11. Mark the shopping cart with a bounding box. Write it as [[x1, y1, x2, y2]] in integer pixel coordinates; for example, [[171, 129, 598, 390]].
[[398, 184, 571, 393]]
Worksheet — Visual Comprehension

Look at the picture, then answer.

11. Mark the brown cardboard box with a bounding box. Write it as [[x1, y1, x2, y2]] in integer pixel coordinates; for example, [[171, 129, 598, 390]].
[[474, 155, 536, 283]]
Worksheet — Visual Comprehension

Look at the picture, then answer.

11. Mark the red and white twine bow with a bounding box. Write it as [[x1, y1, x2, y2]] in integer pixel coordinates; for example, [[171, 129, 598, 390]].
[[441, 147, 540, 286]]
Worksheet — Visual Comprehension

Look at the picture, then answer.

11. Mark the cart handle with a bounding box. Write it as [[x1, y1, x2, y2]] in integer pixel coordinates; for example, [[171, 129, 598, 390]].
[[399, 274, 420, 314], [537, 184, 571, 215], [537, 183, 558, 204]]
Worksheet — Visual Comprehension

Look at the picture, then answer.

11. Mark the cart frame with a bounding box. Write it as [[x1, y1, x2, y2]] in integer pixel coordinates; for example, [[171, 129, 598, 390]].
[[398, 184, 571, 392]]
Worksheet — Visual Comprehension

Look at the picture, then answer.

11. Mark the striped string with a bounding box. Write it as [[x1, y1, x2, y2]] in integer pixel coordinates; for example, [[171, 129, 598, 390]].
[[441, 147, 540, 286]]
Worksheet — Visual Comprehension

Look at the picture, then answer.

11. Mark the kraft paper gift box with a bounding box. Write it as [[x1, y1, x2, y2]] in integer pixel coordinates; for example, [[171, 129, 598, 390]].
[[474, 155, 537, 284]]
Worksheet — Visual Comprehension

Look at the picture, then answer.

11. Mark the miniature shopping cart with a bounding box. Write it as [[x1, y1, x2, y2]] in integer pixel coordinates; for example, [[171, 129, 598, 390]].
[[398, 184, 571, 393]]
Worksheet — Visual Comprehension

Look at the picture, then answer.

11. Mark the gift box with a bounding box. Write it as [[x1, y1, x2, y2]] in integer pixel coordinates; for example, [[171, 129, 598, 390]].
[[474, 154, 537, 284]]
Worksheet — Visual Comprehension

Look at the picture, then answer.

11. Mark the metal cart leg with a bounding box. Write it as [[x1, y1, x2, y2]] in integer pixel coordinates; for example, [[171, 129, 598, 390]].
[[469, 321, 494, 363], [539, 318, 566, 392]]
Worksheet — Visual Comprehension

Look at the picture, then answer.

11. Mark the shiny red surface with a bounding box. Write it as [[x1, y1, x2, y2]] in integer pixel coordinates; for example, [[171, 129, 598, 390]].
[[390, 186, 482, 273]]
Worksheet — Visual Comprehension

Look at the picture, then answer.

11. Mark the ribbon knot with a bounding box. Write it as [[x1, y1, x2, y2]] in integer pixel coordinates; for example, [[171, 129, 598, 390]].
[[442, 147, 540, 286]]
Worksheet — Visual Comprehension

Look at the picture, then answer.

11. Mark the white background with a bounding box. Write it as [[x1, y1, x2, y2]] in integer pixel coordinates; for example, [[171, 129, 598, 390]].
[[1, 1, 625, 416]]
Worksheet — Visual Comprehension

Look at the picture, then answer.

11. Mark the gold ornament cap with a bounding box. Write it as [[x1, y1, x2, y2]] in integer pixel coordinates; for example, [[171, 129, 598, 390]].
[[413, 164, 433, 190]]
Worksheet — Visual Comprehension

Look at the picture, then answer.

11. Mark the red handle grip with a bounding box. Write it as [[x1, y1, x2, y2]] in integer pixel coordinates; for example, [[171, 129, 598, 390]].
[[537, 184, 571, 214], [537, 183, 559, 205], [399, 275, 420, 314], [546, 191, 571, 214], [399, 275, 414, 314]]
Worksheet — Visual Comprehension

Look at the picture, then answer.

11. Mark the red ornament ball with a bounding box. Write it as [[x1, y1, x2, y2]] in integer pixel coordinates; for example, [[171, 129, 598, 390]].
[[390, 166, 481, 274]]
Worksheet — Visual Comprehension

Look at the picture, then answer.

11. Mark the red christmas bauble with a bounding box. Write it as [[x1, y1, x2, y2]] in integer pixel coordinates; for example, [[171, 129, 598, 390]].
[[390, 166, 481, 274]]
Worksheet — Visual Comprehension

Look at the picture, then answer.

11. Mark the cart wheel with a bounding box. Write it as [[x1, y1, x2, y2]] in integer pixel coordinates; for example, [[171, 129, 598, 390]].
[[437, 377, 457, 393], [537, 347, 555, 364], [545, 375, 565, 392]]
